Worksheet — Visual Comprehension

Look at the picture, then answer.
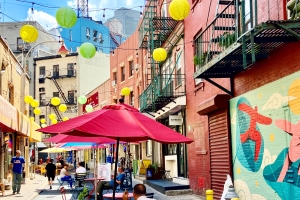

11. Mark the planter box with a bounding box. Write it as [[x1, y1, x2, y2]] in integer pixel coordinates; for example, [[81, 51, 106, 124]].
[[145, 167, 163, 180]]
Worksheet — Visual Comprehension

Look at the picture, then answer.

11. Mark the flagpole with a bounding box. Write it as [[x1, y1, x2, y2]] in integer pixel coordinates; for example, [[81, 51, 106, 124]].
[[112, 138, 120, 199]]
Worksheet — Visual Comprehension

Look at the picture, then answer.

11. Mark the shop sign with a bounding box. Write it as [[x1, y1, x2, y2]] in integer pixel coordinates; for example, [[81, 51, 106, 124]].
[[82, 92, 99, 113], [169, 115, 182, 126]]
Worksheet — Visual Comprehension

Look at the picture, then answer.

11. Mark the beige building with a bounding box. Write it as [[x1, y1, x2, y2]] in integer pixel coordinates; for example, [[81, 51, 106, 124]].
[[34, 50, 110, 143], [0, 36, 41, 181]]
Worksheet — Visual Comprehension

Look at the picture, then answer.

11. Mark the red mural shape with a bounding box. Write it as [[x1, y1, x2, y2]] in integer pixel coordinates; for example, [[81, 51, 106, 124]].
[[275, 120, 300, 182], [238, 104, 272, 161]]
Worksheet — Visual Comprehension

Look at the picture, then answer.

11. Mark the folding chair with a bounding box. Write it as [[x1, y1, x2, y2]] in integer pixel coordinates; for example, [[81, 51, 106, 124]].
[[71, 174, 89, 200], [57, 176, 75, 190]]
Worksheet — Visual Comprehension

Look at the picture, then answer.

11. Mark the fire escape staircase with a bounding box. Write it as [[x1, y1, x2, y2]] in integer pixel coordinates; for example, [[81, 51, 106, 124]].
[[46, 76, 74, 105], [110, 32, 120, 47], [50, 105, 63, 122], [193, 0, 300, 96]]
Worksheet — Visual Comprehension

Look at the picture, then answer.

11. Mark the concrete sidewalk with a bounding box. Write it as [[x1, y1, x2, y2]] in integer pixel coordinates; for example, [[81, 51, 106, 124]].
[[1, 174, 48, 200]]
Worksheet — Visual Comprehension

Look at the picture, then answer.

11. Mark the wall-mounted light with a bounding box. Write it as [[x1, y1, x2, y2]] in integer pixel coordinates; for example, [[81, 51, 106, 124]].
[[136, 49, 139, 58], [111, 50, 114, 56]]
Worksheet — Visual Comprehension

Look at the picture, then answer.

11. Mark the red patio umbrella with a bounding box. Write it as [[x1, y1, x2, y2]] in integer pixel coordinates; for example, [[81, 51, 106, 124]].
[[38, 102, 193, 199], [44, 134, 119, 144]]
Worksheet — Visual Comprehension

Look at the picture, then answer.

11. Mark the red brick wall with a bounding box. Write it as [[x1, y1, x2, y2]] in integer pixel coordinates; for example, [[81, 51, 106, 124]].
[[184, 0, 231, 196], [110, 31, 146, 108], [234, 42, 300, 96]]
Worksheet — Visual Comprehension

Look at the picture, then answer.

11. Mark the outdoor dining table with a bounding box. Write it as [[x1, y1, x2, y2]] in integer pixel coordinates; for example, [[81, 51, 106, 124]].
[[103, 192, 133, 199], [84, 177, 106, 199]]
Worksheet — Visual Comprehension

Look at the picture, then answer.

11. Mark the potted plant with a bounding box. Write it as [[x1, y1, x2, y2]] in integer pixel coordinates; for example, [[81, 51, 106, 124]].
[[146, 162, 163, 180], [77, 185, 89, 200], [217, 32, 236, 49], [193, 52, 208, 66]]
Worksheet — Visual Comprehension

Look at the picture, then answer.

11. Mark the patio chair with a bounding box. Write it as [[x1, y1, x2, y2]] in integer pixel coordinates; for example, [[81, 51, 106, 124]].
[[57, 176, 75, 190]]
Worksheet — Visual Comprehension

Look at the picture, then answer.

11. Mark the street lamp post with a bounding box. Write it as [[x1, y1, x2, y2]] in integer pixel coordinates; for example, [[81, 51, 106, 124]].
[[20, 40, 68, 179]]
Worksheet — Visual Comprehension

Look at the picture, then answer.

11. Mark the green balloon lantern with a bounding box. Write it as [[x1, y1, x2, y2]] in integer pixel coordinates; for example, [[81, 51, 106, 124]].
[[49, 113, 56, 120], [80, 42, 96, 59], [56, 7, 77, 28], [59, 104, 67, 112], [41, 124, 47, 128], [78, 95, 87, 105], [40, 118, 46, 124], [85, 105, 93, 113], [31, 100, 39, 108], [20, 24, 38, 43], [51, 97, 61, 106], [63, 117, 69, 121], [24, 95, 33, 104]]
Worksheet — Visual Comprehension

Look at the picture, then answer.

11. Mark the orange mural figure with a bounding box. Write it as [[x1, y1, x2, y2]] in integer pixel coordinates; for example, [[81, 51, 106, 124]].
[[275, 119, 300, 182], [238, 103, 272, 161]]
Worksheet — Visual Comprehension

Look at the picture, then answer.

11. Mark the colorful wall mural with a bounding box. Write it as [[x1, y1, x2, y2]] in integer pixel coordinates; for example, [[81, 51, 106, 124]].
[[230, 71, 300, 200]]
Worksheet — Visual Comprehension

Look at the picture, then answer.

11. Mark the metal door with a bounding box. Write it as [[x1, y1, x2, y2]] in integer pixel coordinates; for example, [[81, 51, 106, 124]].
[[208, 109, 232, 199]]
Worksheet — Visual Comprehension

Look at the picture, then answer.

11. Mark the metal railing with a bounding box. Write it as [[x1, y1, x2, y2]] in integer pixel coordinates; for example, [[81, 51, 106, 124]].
[[49, 68, 76, 78], [139, 74, 185, 111], [194, 0, 286, 68]]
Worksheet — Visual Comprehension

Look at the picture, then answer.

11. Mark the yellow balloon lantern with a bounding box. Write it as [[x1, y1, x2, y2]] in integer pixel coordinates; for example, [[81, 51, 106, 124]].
[[20, 24, 38, 43], [24, 95, 33, 104], [30, 100, 39, 108], [30, 117, 35, 121], [41, 124, 47, 128], [51, 97, 61, 106], [49, 113, 56, 120], [33, 108, 41, 115], [59, 104, 67, 112], [153, 48, 167, 62], [40, 118, 46, 124], [63, 117, 69, 121], [121, 87, 131, 96], [169, 0, 190, 21], [51, 119, 58, 124]]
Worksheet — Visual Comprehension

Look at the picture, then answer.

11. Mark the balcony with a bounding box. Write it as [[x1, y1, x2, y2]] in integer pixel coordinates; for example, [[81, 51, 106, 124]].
[[139, 74, 185, 112], [194, 0, 300, 79], [51, 68, 76, 79], [9, 43, 31, 53]]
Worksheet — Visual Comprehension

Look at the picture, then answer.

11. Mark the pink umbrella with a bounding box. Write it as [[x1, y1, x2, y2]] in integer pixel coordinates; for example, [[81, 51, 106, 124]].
[[38, 103, 193, 199], [45, 134, 119, 144]]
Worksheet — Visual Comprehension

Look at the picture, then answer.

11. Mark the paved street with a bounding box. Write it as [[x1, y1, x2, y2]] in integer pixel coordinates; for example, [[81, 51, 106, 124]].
[[1, 174, 48, 200]]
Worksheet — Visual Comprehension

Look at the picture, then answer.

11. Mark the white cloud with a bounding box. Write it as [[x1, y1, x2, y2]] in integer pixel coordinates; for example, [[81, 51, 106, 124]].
[[126, 0, 133, 6], [26, 9, 57, 30], [262, 93, 296, 111]]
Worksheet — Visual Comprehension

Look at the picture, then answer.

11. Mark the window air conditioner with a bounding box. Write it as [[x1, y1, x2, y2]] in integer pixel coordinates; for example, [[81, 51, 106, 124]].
[[39, 75, 45, 79]]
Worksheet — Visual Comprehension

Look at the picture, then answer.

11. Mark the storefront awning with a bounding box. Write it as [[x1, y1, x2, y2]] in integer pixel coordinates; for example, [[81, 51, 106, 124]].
[[0, 95, 18, 132], [30, 120, 41, 142], [18, 111, 30, 136]]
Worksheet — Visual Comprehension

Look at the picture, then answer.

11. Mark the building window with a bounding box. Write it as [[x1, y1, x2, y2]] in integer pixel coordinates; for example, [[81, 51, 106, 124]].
[[129, 91, 134, 106], [121, 66, 125, 82], [17, 37, 23, 51], [160, 0, 167, 17], [40, 93, 46, 106], [67, 63, 75, 77], [129, 60, 134, 77], [146, 140, 152, 157], [8, 84, 14, 105], [86, 28, 90, 39], [93, 30, 98, 42], [53, 65, 59, 78], [175, 52, 182, 86], [39, 87, 45, 92], [39, 66, 45, 75], [194, 33, 204, 86], [69, 30, 72, 41], [99, 33, 104, 44], [68, 90, 75, 104], [112, 72, 117, 86], [53, 92, 59, 97]]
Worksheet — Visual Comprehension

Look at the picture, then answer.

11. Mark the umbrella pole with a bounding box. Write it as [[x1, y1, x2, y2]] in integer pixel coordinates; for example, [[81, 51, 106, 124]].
[[112, 138, 120, 199], [95, 144, 98, 200]]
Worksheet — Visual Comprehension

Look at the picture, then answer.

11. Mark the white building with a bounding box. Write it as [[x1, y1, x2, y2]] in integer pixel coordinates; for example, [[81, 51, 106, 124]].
[[34, 50, 110, 142]]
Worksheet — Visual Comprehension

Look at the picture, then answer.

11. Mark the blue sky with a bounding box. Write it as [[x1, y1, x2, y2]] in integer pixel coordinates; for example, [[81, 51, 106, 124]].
[[0, 0, 145, 30]]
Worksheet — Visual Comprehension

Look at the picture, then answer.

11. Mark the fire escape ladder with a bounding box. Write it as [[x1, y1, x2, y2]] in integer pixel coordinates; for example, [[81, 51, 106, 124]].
[[50, 78, 69, 104], [51, 105, 63, 122], [110, 32, 120, 47]]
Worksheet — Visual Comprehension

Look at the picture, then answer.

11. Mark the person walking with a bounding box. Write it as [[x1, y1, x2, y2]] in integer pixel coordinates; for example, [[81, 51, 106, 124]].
[[9, 150, 25, 195], [45, 159, 56, 189]]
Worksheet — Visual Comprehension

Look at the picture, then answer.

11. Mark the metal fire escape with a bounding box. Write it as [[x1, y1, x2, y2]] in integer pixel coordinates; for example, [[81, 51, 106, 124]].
[[138, 0, 185, 113], [50, 104, 63, 122], [194, 0, 300, 95]]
